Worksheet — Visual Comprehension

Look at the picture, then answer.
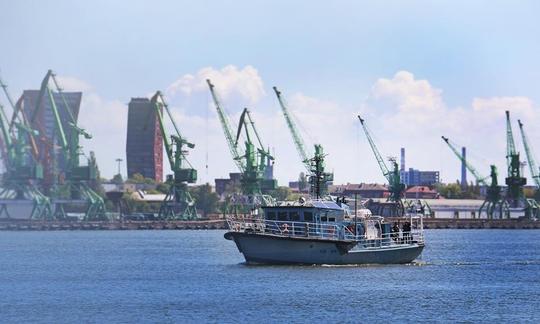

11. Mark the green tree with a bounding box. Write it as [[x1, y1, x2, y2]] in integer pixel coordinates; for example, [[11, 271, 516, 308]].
[[127, 173, 156, 185], [112, 173, 123, 184], [156, 182, 171, 194], [436, 183, 463, 199], [268, 186, 299, 201], [190, 183, 219, 217], [88, 151, 106, 199]]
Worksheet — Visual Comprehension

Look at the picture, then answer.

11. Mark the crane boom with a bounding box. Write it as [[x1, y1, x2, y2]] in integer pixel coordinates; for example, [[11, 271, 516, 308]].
[[357, 115, 390, 179], [206, 79, 245, 172], [244, 108, 265, 150], [441, 136, 489, 185], [0, 75, 39, 157], [273, 87, 310, 171], [506, 110, 517, 170], [0, 103, 13, 164], [517, 120, 540, 188], [0, 75, 19, 131]]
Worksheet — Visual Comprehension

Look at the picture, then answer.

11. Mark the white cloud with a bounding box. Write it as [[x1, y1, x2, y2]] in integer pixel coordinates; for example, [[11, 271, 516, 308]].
[[371, 71, 444, 114], [472, 96, 534, 118], [166, 65, 265, 104], [55, 76, 94, 92]]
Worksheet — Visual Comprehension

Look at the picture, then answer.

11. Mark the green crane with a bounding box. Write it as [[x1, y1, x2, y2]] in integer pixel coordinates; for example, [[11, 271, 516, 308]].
[[150, 91, 198, 220], [207, 79, 276, 210], [273, 87, 333, 199], [517, 120, 540, 190], [517, 119, 540, 218], [504, 111, 528, 212], [358, 115, 405, 215], [441, 136, 507, 218], [0, 74, 51, 219], [31, 70, 106, 220]]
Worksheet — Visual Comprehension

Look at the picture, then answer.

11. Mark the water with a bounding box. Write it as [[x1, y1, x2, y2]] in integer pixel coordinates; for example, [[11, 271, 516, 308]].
[[2, 230, 540, 323]]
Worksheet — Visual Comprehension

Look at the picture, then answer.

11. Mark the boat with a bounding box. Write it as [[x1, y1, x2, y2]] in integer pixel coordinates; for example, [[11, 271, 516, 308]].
[[224, 198, 425, 265]]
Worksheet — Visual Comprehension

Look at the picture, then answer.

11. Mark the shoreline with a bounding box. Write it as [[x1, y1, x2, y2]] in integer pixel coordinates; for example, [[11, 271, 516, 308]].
[[0, 218, 539, 231]]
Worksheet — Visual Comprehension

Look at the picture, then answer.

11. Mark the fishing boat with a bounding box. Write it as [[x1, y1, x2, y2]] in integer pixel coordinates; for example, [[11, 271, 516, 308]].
[[224, 198, 425, 265]]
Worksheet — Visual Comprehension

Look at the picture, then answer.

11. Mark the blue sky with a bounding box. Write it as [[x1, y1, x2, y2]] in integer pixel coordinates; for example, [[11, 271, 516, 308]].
[[1, 1, 540, 185]]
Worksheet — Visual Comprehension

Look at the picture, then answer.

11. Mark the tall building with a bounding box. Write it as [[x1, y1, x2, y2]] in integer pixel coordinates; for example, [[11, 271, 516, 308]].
[[126, 98, 163, 182], [21, 90, 82, 188]]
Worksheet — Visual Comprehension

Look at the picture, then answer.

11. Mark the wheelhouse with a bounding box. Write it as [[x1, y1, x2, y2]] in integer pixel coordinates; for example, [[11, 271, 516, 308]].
[[262, 200, 351, 224]]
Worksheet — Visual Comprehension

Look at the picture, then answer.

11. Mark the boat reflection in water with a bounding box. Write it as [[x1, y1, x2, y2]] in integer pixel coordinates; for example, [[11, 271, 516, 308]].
[[224, 198, 425, 265]]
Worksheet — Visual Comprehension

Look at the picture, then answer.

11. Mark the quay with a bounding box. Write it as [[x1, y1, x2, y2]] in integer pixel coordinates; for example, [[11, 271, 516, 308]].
[[0, 218, 539, 231], [423, 218, 540, 229], [0, 219, 228, 231]]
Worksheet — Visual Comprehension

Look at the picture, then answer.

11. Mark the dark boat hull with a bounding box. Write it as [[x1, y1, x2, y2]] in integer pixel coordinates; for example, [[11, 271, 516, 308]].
[[225, 232, 424, 265]]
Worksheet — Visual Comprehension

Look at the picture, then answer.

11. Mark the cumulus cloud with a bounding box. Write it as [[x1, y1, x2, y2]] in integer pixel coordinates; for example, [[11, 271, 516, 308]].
[[55, 76, 94, 92], [166, 65, 265, 104], [77, 93, 127, 170], [472, 96, 534, 117], [371, 71, 444, 114]]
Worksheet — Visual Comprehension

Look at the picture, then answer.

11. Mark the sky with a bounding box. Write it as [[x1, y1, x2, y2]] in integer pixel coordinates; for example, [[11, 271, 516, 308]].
[[1, 0, 540, 186]]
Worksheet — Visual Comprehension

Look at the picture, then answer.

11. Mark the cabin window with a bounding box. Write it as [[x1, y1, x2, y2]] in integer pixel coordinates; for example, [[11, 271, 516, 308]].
[[321, 216, 328, 222], [278, 211, 288, 221], [304, 212, 313, 222], [328, 217, 336, 222], [290, 211, 300, 222], [267, 212, 276, 220]]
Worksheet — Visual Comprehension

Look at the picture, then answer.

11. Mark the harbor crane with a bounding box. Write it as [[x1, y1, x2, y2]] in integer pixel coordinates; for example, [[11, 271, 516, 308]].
[[207, 79, 276, 212], [0, 74, 51, 219], [30, 70, 106, 220], [517, 119, 540, 200], [150, 91, 198, 220], [358, 115, 406, 216], [441, 136, 508, 218], [504, 110, 527, 207], [504, 111, 538, 218], [273, 87, 333, 199]]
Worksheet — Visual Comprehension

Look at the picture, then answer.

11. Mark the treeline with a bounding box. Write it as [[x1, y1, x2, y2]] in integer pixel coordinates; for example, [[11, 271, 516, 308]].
[[435, 181, 537, 199]]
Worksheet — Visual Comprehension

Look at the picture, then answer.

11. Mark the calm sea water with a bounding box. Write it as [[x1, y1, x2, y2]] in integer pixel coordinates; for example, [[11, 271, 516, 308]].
[[1, 229, 540, 323]]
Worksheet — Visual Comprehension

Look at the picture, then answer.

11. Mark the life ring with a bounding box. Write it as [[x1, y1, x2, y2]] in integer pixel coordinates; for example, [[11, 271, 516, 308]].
[[282, 223, 289, 234]]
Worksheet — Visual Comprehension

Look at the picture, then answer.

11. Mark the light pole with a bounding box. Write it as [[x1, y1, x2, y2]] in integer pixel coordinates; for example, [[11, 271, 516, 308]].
[[115, 158, 123, 176]]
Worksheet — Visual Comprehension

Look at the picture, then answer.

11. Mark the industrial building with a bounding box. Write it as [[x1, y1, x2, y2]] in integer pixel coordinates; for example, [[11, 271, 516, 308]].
[[404, 186, 439, 199], [329, 183, 388, 198], [126, 98, 163, 182], [22, 90, 82, 189], [400, 168, 440, 186], [399, 148, 440, 186], [215, 173, 242, 197]]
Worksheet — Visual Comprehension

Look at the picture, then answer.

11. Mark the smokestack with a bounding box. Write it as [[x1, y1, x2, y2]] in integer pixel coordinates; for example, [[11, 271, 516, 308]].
[[400, 148, 405, 171], [461, 147, 467, 189]]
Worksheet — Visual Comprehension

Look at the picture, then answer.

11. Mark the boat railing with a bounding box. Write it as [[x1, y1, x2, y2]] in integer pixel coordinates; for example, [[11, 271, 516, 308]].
[[226, 217, 424, 246]]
